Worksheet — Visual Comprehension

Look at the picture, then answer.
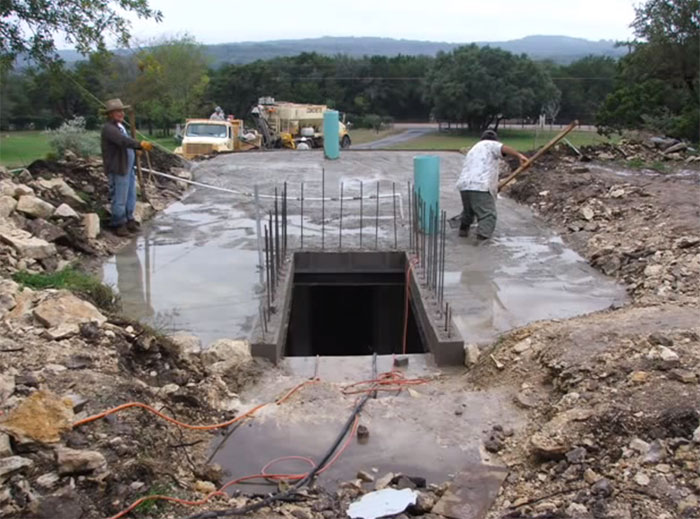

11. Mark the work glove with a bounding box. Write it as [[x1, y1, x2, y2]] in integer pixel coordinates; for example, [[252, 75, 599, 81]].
[[140, 141, 153, 152]]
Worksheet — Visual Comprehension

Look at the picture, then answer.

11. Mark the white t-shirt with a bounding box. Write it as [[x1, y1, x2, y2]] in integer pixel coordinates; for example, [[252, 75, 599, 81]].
[[455, 140, 504, 196]]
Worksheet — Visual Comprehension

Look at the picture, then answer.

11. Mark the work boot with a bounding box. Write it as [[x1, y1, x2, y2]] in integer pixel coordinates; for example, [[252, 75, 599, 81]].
[[113, 225, 129, 237], [476, 234, 490, 242], [458, 225, 469, 238], [126, 220, 140, 232]]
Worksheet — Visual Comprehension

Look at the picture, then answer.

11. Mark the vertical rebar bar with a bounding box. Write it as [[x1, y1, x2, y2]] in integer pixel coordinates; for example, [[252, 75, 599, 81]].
[[359, 181, 363, 249], [339, 182, 344, 250], [283, 181, 288, 257], [300, 182, 304, 250], [321, 167, 325, 250], [433, 207, 439, 290], [254, 184, 264, 285], [444, 302, 449, 332], [264, 224, 271, 311], [392, 182, 397, 249], [274, 188, 280, 273], [408, 182, 413, 252], [447, 305, 452, 338], [375, 182, 379, 249], [439, 210, 447, 308], [268, 212, 276, 296]]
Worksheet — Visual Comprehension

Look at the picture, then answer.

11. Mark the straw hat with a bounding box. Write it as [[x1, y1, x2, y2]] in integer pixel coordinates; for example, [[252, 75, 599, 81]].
[[103, 98, 131, 113]]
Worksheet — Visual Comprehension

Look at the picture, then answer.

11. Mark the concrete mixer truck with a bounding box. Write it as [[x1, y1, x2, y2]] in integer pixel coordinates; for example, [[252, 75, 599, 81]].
[[251, 97, 351, 150]]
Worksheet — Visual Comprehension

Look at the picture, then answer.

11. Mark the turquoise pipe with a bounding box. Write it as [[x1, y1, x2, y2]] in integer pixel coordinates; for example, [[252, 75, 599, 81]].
[[323, 110, 340, 160], [413, 155, 440, 233]]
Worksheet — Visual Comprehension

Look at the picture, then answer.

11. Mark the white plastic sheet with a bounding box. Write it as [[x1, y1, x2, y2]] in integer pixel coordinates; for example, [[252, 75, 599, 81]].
[[347, 488, 418, 519]]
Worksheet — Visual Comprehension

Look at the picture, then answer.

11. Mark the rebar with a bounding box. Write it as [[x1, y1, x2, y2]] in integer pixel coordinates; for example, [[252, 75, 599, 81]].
[[283, 182, 288, 257], [339, 182, 344, 249], [300, 182, 304, 250], [392, 182, 397, 249], [321, 167, 325, 250], [254, 185, 264, 285], [432, 206, 439, 291], [264, 224, 271, 311], [375, 182, 379, 249], [268, 212, 276, 297], [439, 210, 447, 308], [359, 181, 363, 249], [274, 188, 280, 273], [407, 182, 412, 252]]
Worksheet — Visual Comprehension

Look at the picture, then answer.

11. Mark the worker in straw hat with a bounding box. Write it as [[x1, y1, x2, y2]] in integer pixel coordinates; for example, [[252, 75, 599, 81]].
[[456, 129, 528, 242], [101, 98, 153, 236]]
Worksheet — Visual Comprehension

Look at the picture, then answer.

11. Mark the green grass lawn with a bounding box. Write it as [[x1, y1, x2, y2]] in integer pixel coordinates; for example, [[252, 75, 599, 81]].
[[389, 128, 618, 151], [349, 128, 402, 146], [0, 131, 52, 168]]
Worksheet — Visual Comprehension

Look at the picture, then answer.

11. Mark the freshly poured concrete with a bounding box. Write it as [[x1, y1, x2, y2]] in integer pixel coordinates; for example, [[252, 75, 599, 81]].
[[103, 150, 625, 346], [210, 354, 514, 516]]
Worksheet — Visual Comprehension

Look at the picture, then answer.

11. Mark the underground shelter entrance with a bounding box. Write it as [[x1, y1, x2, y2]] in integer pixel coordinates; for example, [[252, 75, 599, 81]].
[[285, 252, 426, 357]]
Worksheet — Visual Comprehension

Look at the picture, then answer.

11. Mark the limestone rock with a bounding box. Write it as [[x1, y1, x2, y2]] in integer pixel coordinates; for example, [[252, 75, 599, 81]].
[[580, 206, 595, 221], [0, 433, 12, 457], [0, 456, 33, 482], [0, 373, 16, 403], [82, 213, 100, 239], [374, 472, 395, 490], [14, 184, 34, 197], [0, 279, 19, 317], [0, 390, 74, 444], [0, 195, 17, 218], [0, 180, 16, 197], [201, 339, 251, 368], [33, 292, 107, 328], [167, 332, 203, 359], [35, 178, 84, 206], [16, 195, 55, 219], [193, 480, 217, 494], [35, 472, 60, 490], [464, 343, 480, 367], [512, 337, 531, 353], [133, 201, 154, 223], [693, 425, 700, 443], [53, 203, 79, 219], [25, 218, 66, 243], [0, 225, 57, 259], [56, 446, 107, 475]]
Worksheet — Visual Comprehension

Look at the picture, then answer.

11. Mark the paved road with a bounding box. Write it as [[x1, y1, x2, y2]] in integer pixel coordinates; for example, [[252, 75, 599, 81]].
[[353, 127, 434, 149]]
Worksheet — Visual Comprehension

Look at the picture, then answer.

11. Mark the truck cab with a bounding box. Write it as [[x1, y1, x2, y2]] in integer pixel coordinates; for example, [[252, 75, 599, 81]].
[[174, 118, 261, 159]]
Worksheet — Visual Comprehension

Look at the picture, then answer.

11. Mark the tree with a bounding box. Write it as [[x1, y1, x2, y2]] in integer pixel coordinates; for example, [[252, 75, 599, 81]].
[[424, 45, 558, 131], [128, 36, 210, 135], [1, 0, 162, 70], [597, 0, 699, 140]]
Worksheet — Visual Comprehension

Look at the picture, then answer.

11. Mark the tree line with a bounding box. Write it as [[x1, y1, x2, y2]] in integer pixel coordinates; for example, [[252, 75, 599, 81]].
[[1, 0, 697, 141]]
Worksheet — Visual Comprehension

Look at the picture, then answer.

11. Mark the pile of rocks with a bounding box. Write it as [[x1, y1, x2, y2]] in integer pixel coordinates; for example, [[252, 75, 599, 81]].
[[0, 270, 263, 518], [507, 154, 700, 304], [583, 137, 700, 164], [0, 152, 191, 277]]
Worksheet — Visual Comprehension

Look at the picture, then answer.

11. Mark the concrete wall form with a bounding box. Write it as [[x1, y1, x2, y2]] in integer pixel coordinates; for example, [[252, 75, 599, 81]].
[[250, 251, 464, 365]]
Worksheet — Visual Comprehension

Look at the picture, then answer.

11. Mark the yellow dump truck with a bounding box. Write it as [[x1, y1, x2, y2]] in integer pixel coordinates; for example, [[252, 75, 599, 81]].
[[174, 118, 262, 159], [251, 97, 351, 150]]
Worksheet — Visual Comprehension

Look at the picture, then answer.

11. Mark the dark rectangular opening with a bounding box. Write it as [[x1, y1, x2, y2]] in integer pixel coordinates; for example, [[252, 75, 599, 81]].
[[285, 253, 426, 356]]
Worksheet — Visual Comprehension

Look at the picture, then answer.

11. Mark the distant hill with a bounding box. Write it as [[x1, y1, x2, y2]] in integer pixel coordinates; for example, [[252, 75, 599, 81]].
[[56, 35, 627, 66]]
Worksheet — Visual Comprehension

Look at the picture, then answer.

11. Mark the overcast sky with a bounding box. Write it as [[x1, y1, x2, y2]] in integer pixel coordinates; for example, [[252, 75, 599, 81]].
[[120, 0, 638, 45]]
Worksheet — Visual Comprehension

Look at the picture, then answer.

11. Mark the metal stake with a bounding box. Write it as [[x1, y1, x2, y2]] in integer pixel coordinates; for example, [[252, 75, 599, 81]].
[[339, 182, 344, 249], [283, 181, 288, 257], [359, 181, 363, 249], [392, 182, 397, 249], [264, 225, 271, 311], [321, 167, 325, 250], [375, 181, 379, 249], [254, 184, 264, 285], [300, 182, 304, 250], [274, 188, 280, 273]]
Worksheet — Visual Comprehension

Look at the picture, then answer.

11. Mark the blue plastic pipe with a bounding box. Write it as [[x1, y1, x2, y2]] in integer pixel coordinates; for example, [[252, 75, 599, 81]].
[[323, 110, 340, 160], [413, 155, 440, 233]]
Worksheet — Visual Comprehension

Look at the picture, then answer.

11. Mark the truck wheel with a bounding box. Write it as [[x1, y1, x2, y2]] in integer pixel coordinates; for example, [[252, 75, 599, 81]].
[[341, 135, 351, 149]]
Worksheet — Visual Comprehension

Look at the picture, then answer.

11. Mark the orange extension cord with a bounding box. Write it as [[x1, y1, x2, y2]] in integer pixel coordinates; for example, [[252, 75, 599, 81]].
[[72, 379, 318, 430], [106, 415, 361, 519]]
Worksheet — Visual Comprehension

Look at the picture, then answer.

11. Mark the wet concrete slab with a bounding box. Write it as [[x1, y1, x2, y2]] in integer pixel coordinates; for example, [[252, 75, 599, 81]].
[[103, 150, 626, 346], [210, 354, 518, 513]]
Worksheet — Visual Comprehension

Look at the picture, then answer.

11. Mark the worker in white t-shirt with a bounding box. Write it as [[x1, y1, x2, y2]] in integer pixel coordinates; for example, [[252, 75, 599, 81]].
[[456, 129, 528, 241]]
